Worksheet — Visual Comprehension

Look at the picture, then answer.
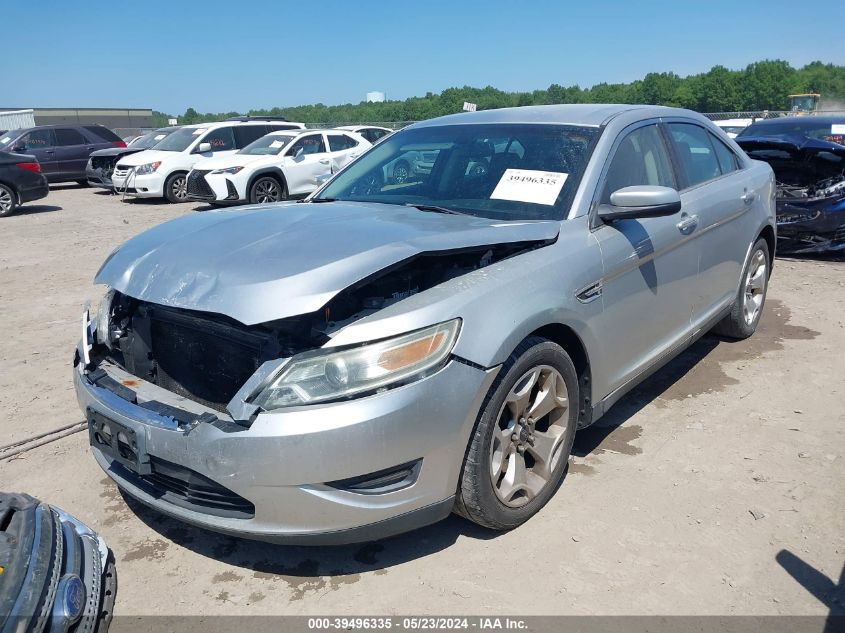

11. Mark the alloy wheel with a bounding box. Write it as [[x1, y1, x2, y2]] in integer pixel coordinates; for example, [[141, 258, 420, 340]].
[[254, 179, 281, 203], [171, 176, 187, 200], [489, 365, 570, 507], [743, 249, 767, 325], [0, 188, 12, 213]]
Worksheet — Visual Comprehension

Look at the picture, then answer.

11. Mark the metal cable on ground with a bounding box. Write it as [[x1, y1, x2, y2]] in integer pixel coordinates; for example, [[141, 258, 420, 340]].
[[0, 423, 87, 461]]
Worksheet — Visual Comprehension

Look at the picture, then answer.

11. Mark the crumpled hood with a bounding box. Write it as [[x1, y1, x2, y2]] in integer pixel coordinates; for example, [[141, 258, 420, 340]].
[[115, 149, 180, 166], [736, 134, 845, 158], [89, 147, 144, 158], [96, 201, 560, 325]]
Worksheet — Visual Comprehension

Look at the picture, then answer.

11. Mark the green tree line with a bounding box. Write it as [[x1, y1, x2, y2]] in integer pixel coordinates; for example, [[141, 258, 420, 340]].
[[152, 59, 845, 127]]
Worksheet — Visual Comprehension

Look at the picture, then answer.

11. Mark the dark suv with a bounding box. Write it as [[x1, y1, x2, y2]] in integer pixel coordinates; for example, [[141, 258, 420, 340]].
[[0, 125, 126, 184]]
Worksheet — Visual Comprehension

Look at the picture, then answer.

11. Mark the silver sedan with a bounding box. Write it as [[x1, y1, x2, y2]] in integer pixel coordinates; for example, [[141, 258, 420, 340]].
[[75, 104, 775, 543]]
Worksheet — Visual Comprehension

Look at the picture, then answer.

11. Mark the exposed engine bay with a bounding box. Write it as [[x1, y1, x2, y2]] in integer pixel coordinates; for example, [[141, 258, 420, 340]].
[[93, 241, 548, 414], [737, 135, 845, 255]]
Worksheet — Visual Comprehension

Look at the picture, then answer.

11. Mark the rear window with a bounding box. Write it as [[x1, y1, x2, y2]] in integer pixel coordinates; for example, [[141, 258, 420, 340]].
[[84, 125, 122, 142]]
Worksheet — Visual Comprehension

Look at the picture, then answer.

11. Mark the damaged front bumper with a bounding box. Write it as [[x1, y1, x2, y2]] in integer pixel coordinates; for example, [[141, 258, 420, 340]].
[[73, 352, 497, 544], [776, 197, 845, 255]]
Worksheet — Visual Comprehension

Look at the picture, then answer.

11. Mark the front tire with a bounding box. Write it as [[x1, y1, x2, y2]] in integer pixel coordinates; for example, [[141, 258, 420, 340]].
[[712, 238, 770, 339], [163, 172, 188, 203], [456, 337, 579, 530], [0, 184, 17, 217], [249, 176, 286, 204]]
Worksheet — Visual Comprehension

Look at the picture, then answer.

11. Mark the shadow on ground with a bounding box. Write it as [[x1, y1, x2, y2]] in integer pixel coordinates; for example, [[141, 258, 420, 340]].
[[776, 550, 844, 632], [14, 204, 62, 216], [114, 299, 820, 583]]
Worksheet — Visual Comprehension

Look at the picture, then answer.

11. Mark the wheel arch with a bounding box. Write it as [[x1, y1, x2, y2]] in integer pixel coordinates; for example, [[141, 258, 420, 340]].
[[525, 323, 594, 429], [247, 168, 287, 195], [758, 224, 775, 273]]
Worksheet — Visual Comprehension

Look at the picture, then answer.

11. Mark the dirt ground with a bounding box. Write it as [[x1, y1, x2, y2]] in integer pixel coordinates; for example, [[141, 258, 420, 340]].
[[1, 185, 843, 616]]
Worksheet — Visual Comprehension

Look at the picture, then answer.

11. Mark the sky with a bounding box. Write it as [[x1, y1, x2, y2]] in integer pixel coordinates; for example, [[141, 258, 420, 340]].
[[4, 0, 844, 115]]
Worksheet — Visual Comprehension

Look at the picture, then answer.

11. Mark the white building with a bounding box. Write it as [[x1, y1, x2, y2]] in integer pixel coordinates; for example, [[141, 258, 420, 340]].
[[366, 91, 386, 103]]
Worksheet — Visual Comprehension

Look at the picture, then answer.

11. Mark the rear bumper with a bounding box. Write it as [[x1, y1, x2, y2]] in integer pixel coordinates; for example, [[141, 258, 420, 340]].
[[18, 176, 49, 204]]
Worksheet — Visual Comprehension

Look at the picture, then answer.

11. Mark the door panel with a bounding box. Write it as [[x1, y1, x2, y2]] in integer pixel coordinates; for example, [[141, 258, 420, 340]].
[[589, 122, 697, 396], [17, 129, 57, 177], [664, 123, 751, 325], [54, 127, 90, 177], [284, 134, 330, 194]]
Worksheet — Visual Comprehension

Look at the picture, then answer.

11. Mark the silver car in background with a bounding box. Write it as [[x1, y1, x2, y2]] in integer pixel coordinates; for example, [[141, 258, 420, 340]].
[[74, 105, 775, 544]]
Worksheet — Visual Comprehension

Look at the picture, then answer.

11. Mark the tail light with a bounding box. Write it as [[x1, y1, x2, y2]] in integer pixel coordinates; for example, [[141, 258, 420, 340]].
[[15, 162, 41, 173], [111, 140, 127, 148]]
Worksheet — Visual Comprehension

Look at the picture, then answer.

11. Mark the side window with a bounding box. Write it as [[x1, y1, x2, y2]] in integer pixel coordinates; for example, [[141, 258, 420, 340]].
[[288, 134, 326, 156], [370, 128, 389, 141], [83, 125, 122, 143], [601, 124, 675, 204], [20, 128, 56, 149], [55, 128, 87, 146], [666, 123, 722, 187], [233, 125, 269, 148], [709, 132, 739, 174], [202, 127, 236, 151], [328, 134, 358, 151]]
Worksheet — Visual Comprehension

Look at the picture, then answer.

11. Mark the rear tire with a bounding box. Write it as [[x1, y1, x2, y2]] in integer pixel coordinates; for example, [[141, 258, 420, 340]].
[[712, 238, 770, 339], [0, 184, 17, 217], [455, 337, 579, 530], [164, 172, 188, 203]]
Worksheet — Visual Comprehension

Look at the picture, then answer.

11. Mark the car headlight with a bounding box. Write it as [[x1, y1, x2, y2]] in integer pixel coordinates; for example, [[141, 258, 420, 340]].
[[135, 162, 161, 175], [95, 288, 115, 349], [211, 166, 244, 175], [253, 319, 461, 410]]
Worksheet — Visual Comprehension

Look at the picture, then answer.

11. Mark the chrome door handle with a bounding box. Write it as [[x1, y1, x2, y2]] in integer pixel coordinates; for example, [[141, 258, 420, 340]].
[[741, 191, 756, 204], [677, 214, 699, 234]]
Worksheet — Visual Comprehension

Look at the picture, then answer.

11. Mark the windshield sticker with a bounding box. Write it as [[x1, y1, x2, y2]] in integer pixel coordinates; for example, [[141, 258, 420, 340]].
[[831, 124, 845, 135], [0, 137, 9, 144], [269, 140, 285, 148], [154, 134, 166, 140], [491, 169, 568, 206], [192, 129, 207, 136]]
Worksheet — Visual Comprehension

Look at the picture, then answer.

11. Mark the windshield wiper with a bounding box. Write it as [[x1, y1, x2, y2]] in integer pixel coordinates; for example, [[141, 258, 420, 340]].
[[307, 197, 338, 203], [405, 203, 464, 215]]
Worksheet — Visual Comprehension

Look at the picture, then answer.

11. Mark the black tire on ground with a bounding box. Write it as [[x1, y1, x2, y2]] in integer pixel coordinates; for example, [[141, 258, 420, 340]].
[[249, 175, 286, 204], [163, 172, 188, 203], [712, 237, 770, 340], [455, 336, 579, 530], [0, 183, 17, 217]]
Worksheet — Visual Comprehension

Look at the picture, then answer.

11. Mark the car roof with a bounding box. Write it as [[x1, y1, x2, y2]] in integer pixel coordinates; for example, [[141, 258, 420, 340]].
[[181, 120, 304, 129], [410, 104, 690, 129]]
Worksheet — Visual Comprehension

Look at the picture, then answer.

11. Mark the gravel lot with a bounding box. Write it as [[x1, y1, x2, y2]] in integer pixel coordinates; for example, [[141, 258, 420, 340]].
[[1, 184, 843, 616]]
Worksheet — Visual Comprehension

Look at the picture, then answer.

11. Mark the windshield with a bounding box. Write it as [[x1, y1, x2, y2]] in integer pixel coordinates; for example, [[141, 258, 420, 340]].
[[239, 134, 294, 155], [151, 127, 206, 152], [315, 123, 599, 221], [0, 131, 22, 147], [130, 129, 177, 149]]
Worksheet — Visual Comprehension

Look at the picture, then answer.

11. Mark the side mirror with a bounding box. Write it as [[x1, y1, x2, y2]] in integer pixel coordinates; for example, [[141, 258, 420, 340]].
[[12, 144, 26, 153], [290, 147, 304, 159], [599, 185, 682, 221], [196, 142, 212, 153]]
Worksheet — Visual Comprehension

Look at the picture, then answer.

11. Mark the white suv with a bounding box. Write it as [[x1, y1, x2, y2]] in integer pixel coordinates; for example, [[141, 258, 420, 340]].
[[111, 118, 304, 202], [185, 129, 371, 205]]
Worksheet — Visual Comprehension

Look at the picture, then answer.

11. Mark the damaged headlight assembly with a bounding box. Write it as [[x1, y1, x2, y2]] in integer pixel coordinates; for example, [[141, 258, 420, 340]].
[[134, 161, 161, 175], [253, 319, 461, 410], [95, 287, 115, 349]]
